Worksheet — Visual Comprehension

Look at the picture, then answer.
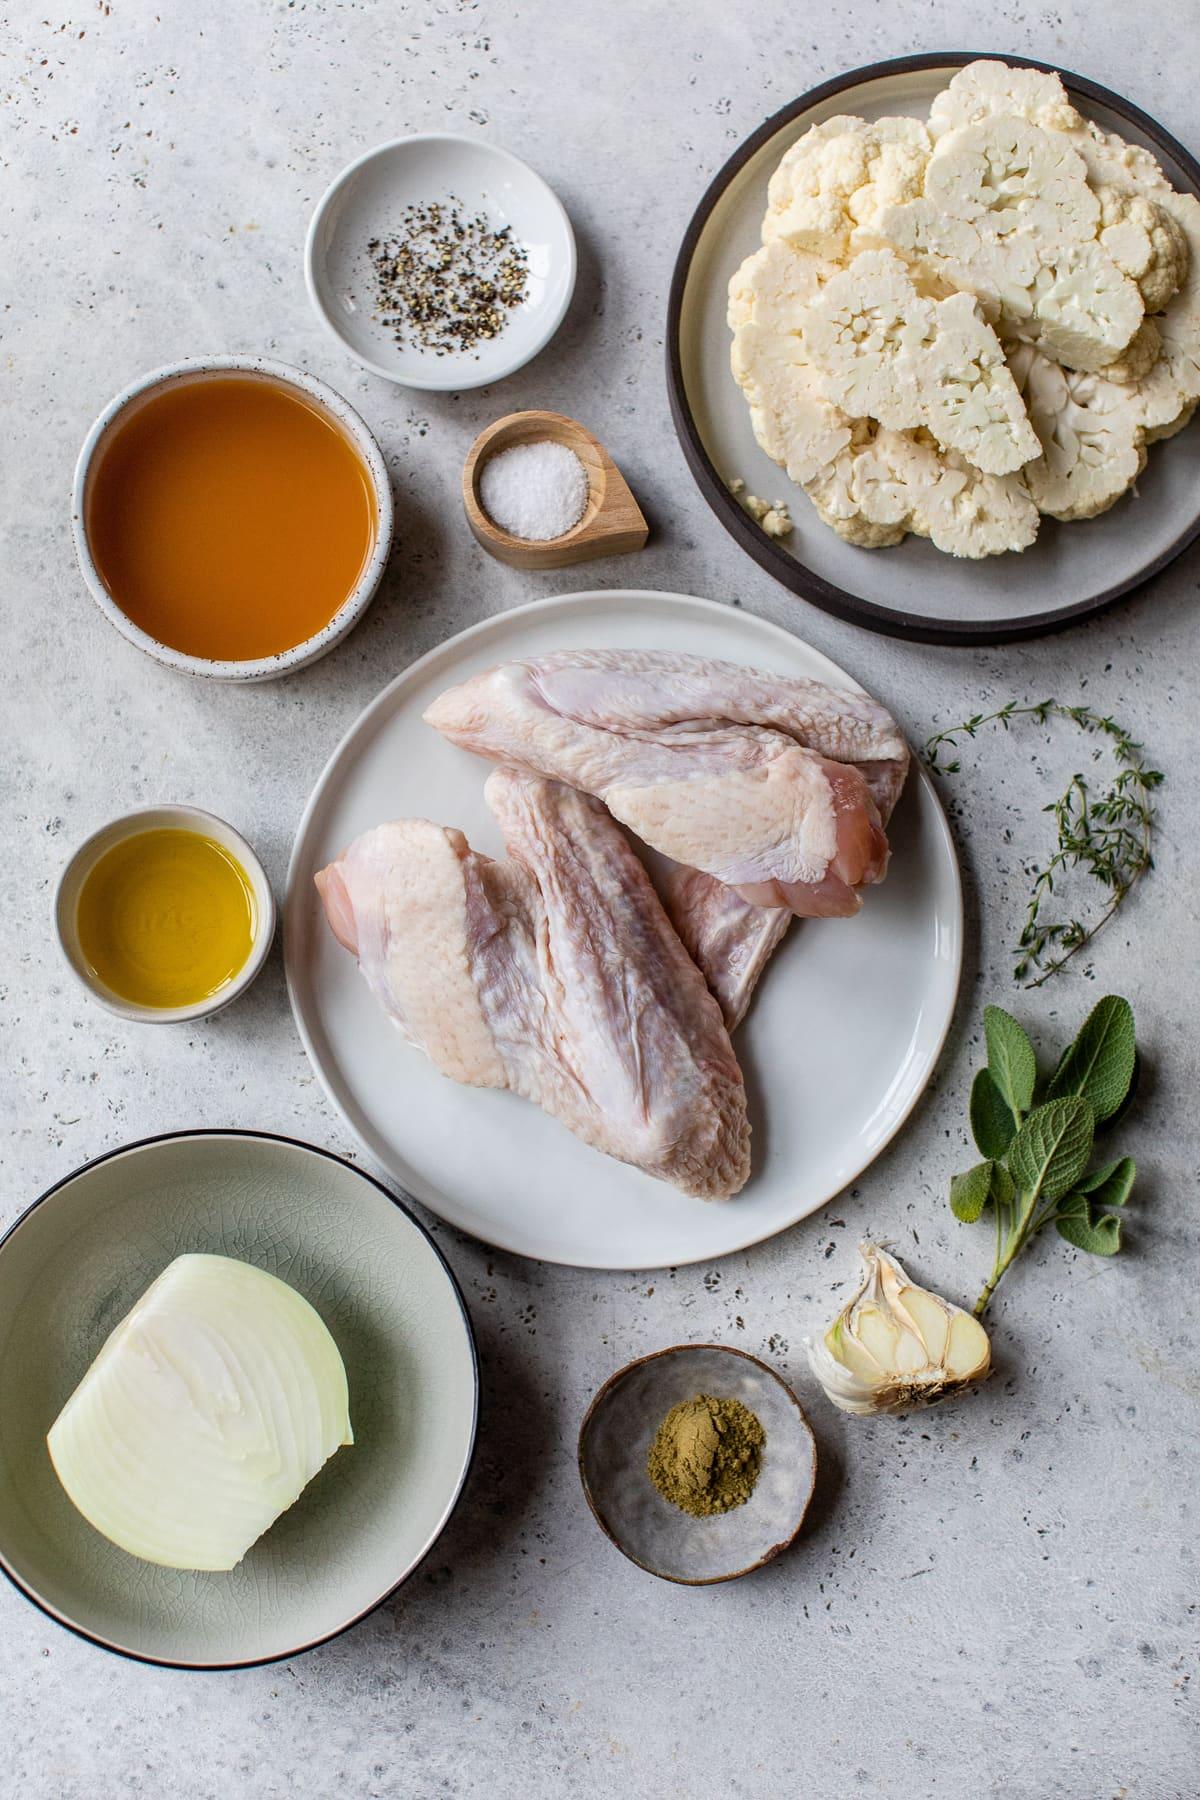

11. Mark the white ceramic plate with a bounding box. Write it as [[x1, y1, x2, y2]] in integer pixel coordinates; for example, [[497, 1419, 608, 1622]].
[[667, 54, 1200, 642], [306, 135, 576, 390], [285, 591, 962, 1269]]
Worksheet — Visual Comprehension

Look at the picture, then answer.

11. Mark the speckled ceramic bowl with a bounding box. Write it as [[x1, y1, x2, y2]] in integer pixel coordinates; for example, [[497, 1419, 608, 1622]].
[[71, 356, 394, 682], [578, 1345, 816, 1584], [0, 1131, 478, 1668]]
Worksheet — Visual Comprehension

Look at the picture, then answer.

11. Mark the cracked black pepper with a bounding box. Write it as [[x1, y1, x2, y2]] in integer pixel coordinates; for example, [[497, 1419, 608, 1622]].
[[367, 197, 529, 358]]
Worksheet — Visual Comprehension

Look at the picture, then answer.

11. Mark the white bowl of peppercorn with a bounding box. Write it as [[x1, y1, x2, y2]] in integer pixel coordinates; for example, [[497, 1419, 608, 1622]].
[[305, 135, 577, 390]]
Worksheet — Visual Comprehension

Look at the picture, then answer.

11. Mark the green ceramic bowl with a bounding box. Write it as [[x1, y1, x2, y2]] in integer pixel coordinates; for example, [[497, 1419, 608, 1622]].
[[0, 1131, 478, 1668]]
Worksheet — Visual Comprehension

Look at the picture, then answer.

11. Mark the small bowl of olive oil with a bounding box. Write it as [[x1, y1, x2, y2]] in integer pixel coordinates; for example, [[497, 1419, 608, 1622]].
[[55, 807, 276, 1023]]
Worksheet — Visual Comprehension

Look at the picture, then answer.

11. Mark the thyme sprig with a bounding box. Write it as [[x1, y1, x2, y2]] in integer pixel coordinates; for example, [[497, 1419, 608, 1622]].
[[925, 700, 1163, 988]]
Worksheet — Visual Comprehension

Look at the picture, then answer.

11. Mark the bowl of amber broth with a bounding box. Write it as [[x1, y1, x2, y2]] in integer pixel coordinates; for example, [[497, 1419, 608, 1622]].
[[578, 1344, 816, 1584], [72, 357, 393, 681], [56, 805, 276, 1023]]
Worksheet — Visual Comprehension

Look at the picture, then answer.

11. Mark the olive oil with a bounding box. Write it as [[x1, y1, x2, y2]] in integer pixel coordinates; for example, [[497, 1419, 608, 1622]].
[[76, 829, 256, 1009]]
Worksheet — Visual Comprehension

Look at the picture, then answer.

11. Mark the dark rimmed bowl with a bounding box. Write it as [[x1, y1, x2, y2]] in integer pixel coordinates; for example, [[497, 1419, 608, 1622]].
[[578, 1344, 816, 1584], [0, 1131, 478, 1669], [666, 51, 1200, 645]]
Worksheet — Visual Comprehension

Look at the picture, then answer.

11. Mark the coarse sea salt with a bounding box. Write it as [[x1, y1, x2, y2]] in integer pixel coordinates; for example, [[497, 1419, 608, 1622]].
[[479, 440, 589, 541]]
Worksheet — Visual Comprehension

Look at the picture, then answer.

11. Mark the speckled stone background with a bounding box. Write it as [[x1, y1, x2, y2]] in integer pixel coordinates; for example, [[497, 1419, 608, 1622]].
[[2, 3, 1198, 1795]]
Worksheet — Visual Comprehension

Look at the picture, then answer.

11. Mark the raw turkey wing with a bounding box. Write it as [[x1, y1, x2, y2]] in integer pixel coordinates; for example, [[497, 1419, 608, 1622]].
[[423, 648, 908, 918], [657, 673, 910, 1026], [660, 863, 793, 1030], [314, 770, 750, 1200]]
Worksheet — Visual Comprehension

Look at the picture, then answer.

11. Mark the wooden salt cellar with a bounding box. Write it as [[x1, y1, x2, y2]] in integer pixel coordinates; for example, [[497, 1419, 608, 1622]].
[[462, 410, 649, 570]]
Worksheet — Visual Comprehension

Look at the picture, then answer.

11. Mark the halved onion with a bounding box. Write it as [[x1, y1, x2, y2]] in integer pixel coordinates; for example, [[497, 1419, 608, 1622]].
[[47, 1253, 352, 1570]]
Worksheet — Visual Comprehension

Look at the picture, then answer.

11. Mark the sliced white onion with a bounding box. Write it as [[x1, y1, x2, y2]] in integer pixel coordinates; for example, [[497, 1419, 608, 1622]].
[[47, 1253, 352, 1571]]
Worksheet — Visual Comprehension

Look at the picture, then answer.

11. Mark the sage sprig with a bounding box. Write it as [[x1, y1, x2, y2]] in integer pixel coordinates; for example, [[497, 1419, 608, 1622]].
[[924, 701, 1162, 987], [951, 997, 1138, 1316]]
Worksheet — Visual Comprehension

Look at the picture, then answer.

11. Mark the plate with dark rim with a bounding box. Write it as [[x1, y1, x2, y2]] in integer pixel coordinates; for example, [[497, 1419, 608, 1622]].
[[666, 52, 1200, 644], [0, 1130, 478, 1669]]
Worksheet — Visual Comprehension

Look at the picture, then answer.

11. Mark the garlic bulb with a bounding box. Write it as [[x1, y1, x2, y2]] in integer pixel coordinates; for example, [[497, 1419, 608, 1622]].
[[806, 1242, 991, 1416]]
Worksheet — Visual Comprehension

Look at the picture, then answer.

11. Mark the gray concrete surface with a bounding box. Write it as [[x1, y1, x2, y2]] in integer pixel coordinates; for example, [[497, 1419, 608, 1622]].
[[2, 3, 1197, 1795]]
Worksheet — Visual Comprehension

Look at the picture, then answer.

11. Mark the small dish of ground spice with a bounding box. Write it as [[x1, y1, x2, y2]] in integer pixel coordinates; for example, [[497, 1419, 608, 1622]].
[[578, 1344, 817, 1585], [305, 135, 576, 390]]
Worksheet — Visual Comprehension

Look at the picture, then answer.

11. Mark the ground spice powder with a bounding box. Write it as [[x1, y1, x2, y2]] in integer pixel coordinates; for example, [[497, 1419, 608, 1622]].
[[646, 1393, 765, 1517]]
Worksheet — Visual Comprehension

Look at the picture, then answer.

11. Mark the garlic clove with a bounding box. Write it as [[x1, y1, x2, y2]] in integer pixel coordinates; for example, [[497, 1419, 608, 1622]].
[[805, 1241, 991, 1416], [855, 1306, 900, 1368], [828, 1317, 881, 1382], [897, 1285, 950, 1361], [946, 1309, 991, 1379]]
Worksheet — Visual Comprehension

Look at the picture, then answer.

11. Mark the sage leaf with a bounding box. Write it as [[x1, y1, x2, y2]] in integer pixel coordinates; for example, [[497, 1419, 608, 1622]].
[[1056, 1206, 1122, 1256], [1072, 1156, 1136, 1210], [984, 1005, 1037, 1116], [970, 1068, 1016, 1158], [1047, 995, 1136, 1121], [1007, 1096, 1095, 1202], [989, 1162, 1016, 1209], [951, 1161, 994, 1222], [1100, 1049, 1141, 1133]]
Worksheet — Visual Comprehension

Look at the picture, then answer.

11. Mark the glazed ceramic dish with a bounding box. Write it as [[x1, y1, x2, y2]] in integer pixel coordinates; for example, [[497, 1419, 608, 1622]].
[[578, 1345, 817, 1584], [284, 590, 963, 1270], [71, 357, 394, 681], [667, 53, 1200, 643], [54, 805, 276, 1024], [0, 1132, 477, 1668], [305, 135, 576, 389]]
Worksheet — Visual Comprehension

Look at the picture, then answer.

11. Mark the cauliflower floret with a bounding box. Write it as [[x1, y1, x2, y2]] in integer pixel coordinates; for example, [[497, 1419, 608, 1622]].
[[924, 115, 1099, 247], [1096, 185, 1188, 312], [728, 237, 831, 335], [1011, 343, 1146, 520], [764, 115, 930, 259], [877, 115, 1145, 369], [729, 483, 794, 537], [1063, 137, 1200, 437], [1143, 399, 1197, 444], [805, 424, 1039, 556], [1101, 318, 1162, 384], [728, 243, 854, 487], [814, 513, 909, 548], [1060, 118, 1175, 200], [805, 423, 914, 545], [858, 198, 1039, 320], [731, 322, 852, 488], [802, 249, 1040, 474], [809, 491, 909, 548], [1031, 240, 1145, 373], [877, 431, 1040, 557], [929, 61, 1083, 139], [1132, 323, 1200, 437]]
